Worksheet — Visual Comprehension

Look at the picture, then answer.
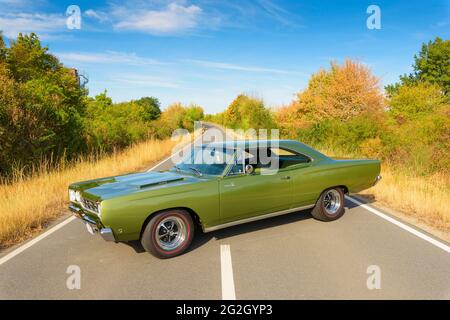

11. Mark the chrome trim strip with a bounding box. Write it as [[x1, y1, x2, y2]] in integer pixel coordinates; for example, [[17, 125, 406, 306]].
[[70, 200, 98, 216], [69, 204, 97, 225], [82, 215, 97, 225], [204, 204, 315, 232], [69, 204, 81, 214]]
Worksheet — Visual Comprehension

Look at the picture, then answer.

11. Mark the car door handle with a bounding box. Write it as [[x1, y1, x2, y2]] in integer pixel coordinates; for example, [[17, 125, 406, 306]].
[[281, 176, 291, 180], [224, 183, 235, 187]]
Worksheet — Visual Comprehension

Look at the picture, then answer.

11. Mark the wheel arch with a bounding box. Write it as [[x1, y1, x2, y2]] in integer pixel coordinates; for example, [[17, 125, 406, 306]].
[[139, 207, 202, 240], [326, 185, 348, 194], [316, 185, 348, 202]]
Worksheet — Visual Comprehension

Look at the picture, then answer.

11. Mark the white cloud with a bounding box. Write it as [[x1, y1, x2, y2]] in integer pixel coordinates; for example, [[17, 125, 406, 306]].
[[257, 0, 294, 26], [186, 59, 304, 75], [113, 3, 202, 35], [84, 9, 109, 23], [0, 12, 66, 38], [55, 51, 163, 66], [0, 0, 28, 6]]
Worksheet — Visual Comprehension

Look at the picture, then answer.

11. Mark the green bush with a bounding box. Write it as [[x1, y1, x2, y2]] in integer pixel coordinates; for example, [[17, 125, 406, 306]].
[[297, 113, 385, 155], [85, 92, 153, 152], [134, 96, 161, 121], [223, 94, 276, 130], [388, 82, 447, 121], [152, 102, 205, 139]]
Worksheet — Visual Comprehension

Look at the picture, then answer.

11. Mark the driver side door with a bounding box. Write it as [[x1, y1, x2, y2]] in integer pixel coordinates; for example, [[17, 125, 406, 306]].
[[219, 149, 293, 224]]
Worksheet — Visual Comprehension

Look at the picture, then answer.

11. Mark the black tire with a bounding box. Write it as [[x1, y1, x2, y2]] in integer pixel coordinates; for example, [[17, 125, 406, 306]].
[[141, 210, 194, 259], [311, 188, 345, 221]]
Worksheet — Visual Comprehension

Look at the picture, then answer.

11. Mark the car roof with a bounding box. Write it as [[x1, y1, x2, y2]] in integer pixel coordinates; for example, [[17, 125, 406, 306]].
[[202, 139, 296, 149], [199, 140, 329, 161]]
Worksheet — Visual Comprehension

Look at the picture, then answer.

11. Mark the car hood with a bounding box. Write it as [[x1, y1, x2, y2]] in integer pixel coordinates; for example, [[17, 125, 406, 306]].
[[72, 171, 196, 201]]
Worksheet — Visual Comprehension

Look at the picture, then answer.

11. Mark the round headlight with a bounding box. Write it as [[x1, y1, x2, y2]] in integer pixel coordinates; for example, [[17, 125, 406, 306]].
[[69, 189, 76, 202]]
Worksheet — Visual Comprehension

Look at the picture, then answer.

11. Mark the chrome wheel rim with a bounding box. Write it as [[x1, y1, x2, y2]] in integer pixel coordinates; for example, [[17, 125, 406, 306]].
[[156, 216, 187, 251], [323, 189, 341, 215]]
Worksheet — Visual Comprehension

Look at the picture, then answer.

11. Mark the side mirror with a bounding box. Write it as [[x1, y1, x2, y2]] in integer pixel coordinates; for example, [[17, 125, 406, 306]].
[[245, 164, 254, 175]]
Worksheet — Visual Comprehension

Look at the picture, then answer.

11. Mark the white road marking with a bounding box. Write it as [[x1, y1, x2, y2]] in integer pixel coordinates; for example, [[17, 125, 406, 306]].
[[0, 216, 77, 266], [346, 196, 450, 254], [220, 244, 236, 300], [147, 153, 174, 171]]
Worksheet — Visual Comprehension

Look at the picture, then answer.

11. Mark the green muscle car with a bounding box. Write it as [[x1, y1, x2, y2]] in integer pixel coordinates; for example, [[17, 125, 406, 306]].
[[68, 140, 381, 258]]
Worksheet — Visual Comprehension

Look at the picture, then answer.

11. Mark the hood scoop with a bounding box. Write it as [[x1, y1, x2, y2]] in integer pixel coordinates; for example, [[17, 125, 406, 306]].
[[138, 177, 184, 189]]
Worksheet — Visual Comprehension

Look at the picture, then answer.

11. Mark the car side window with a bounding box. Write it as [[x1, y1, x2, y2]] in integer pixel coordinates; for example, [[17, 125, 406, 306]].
[[270, 147, 311, 169]]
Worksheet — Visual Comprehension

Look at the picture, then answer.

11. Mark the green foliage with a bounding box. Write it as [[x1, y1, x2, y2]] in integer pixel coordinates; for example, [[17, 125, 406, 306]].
[[223, 94, 276, 130], [6, 33, 61, 83], [297, 113, 385, 155], [0, 33, 87, 177], [413, 37, 450, 96], [134, 96, 161, 121], [388, 82, 447, 120], [85, 92, 151, 151], [183, 105, 204, 131], [386, 37, 450, 97], [0, 32, 6, 62], [292, 104, 450, 175], [153, 103, 204, 138]]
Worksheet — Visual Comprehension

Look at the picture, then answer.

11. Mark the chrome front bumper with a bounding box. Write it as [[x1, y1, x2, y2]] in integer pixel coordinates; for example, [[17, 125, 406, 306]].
[[69, 204, 116, 242]]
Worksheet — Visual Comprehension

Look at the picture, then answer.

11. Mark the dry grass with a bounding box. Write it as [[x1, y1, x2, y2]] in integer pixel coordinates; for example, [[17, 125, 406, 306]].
[[0, 138, 177, 249], [319, 147, 450, 234], [362, 166, 450, 233]]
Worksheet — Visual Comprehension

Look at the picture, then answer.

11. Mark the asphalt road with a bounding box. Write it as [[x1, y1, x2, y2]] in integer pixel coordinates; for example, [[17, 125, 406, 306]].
[[0, 124, 449, 300]]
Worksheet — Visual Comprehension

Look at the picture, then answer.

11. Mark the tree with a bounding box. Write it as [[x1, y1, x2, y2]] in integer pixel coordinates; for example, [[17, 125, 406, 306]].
[[85, 92, 150, 151], [0, 31, 6, 62], [6, 33, 60, 83], [152, 103, 186, 138], [223, 94, 276, 130], [0, 32, 87, 176], [386, 37, 450, 97], [182, 104, 204, 130], [278, 59, 384, 132], [134, 96, 161, 121], [388, 82, 447, 121]]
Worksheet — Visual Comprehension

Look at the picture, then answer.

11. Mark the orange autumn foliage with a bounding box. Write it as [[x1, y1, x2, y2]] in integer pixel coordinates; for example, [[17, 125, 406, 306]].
[[277, 59, 385, 135]]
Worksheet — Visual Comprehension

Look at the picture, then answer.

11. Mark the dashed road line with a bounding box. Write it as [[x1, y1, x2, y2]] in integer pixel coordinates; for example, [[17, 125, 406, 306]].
[[220, 244, 236, 300]]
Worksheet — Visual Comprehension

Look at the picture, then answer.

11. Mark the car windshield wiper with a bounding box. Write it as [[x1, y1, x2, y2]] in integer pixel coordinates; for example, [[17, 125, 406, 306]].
[[188, 167, 203, 176]]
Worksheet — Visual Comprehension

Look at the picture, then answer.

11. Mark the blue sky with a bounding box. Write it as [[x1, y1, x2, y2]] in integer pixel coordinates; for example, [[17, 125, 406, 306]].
[[0, 0, 449, 113]]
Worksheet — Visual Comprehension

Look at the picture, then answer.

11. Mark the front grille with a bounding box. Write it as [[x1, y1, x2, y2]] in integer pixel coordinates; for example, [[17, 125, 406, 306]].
[[81, 197, 99, 214]]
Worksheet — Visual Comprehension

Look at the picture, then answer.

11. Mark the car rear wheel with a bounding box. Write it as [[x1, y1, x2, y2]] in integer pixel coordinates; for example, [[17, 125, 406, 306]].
[[141, 210, 194, 258], [311, 188, 345, 221]]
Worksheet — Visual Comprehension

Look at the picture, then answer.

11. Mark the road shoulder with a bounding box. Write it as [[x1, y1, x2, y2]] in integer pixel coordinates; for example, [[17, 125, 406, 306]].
[[352, 194, 450, 244]]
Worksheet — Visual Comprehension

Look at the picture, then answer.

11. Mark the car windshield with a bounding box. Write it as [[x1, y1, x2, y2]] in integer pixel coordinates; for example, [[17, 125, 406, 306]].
[[172, 146, 235, 176]]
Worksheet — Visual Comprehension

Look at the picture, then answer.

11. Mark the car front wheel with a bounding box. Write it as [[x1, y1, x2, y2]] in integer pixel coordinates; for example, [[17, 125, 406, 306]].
[[311, 188, 345, 221], [141, 209, 194, 258]]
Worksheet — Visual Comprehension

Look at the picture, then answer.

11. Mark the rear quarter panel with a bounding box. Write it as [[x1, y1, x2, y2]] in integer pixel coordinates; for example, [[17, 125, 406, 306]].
[[291, 159, 380, 207]]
